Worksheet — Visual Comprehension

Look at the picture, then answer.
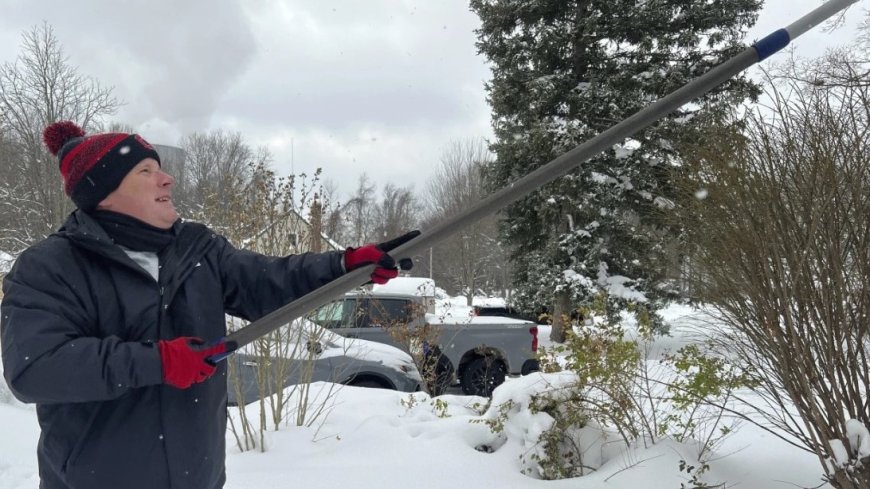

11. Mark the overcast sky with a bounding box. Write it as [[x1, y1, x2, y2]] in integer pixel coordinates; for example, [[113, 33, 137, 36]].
[[0, 0, 865, 198]]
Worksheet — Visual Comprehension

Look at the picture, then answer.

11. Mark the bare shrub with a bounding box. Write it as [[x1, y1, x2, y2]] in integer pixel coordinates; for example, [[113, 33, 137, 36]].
[[206, 158, 344, 452], [679, 68, 870, 488]]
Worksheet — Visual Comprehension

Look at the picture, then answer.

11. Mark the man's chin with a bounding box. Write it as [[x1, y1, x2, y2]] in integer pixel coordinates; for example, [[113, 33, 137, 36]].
[[157, 211, 179, 229]]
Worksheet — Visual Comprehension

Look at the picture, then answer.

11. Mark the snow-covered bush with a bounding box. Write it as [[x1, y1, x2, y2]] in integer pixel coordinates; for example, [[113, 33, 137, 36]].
[[475, 313, 749, 481]]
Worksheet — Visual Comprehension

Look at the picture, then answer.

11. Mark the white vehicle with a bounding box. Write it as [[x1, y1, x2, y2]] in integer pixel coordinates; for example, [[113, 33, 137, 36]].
[[227, 333, 422, 406]]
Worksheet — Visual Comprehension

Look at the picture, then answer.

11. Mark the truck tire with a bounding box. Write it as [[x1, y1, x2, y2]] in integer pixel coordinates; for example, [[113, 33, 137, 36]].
[[460, 357, 506, 397], [422, 347, 454, 396]]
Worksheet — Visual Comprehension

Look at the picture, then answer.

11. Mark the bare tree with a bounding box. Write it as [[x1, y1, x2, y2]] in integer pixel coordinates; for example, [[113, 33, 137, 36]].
[[177, 130, 264, 230], [423, 138, 510, 303], [319, 178, 347, 247], [344, 174, 376, 246], [371, 183, 420, 241], [103, 121, 136, 134], [0, 22, 119, 250], [334, 174, 421, 249], [680, 65, 870, 489]]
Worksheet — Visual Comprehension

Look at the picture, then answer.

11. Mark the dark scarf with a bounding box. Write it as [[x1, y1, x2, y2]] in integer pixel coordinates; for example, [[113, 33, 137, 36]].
[[89, 210, 177, 253]]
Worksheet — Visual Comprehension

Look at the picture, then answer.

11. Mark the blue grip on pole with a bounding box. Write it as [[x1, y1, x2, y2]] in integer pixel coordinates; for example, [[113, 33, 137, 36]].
[[753, 29, 791, 61], [207, 351, 231, 364], [202, 337, 236, 365]]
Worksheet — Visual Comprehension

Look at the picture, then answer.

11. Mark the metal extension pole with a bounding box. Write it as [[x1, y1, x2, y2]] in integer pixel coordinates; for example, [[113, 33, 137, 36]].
[[216, 0, 861, 357]]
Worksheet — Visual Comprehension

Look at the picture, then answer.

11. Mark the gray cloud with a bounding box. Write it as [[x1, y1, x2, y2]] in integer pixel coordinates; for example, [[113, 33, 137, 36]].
[[0, 0, 862, 198], [0, 0, 492, 195], [0, 0, 257, 135]]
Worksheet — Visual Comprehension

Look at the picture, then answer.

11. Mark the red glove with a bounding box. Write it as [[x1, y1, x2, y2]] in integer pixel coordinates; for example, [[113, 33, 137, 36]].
[[158, 337, 226, 389], [344, 230, 419, 284]]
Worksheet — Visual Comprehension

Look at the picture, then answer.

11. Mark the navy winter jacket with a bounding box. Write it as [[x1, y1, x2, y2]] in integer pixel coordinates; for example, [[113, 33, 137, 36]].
[[0, 211, 345, 489]]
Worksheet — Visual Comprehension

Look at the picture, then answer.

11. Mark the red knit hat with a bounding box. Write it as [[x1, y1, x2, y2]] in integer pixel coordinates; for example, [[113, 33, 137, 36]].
[[43, 121, 162, 211]]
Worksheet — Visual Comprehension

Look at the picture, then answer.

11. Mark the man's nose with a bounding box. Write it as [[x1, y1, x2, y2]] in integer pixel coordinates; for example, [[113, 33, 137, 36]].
[[159, 171, 175, 187]]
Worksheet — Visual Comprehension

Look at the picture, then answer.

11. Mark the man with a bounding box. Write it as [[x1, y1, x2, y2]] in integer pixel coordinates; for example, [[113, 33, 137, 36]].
[[0, 121, 416, 489]]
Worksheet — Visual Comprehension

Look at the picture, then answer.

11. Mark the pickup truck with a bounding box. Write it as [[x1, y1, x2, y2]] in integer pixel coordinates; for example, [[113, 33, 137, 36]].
[[307, 279, 539, 396]]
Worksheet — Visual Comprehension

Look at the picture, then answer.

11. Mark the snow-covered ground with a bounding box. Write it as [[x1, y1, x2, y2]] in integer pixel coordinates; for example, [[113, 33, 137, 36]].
[[0, 304, 831, 489]]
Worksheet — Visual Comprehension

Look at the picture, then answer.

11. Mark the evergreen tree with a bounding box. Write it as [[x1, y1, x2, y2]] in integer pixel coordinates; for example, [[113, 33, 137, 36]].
[[470, 0, 761, 333]]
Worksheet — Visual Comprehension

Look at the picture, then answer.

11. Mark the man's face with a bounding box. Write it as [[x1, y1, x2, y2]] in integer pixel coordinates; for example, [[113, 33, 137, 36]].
[[97, 158, 178, 229]]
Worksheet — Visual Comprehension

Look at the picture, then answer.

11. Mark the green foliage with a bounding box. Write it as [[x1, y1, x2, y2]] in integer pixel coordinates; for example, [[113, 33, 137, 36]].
[[527, 389, 591, 479], [565, 322, 640, 389], [487, 313, 754, 480], [666, 344, 754, 412], [430, 398, 451, 418], [400, 393, 422, 412], [657, 343, 753, 459], [535, 344, 567, 373], [470, 0, 762, 318], [469, 400, 490, 416], [471, 400, 516, 434], [679, 459, 725, 489]]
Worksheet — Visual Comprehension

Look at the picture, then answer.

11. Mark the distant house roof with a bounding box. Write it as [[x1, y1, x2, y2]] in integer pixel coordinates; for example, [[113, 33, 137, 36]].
[[289, 207, 344, 250], [241, 207, 343, 252]]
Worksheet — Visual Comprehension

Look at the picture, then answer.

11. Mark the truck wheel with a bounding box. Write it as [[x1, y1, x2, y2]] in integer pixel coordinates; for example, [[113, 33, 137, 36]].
[[460, 357, 506, 397], [421, 348, 454, 396]]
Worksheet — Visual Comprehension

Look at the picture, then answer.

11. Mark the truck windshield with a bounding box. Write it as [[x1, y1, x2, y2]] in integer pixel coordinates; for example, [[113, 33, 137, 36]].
[[310, 297, 419, 328], [309, 300, 350, 327], [366, 299, 415, 327]]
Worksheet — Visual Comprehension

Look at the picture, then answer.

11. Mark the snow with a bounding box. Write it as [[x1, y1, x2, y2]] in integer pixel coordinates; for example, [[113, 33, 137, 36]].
[[564, 268, 595, 289], [370, 276, 437, 297], [674, 113, 697, 124], [598, 261, 648, 302], [825, 420, 870, 477], [653, 196, 676, 209], [591, 171, 618, 185], [614, 145, 635, 160], [830, 439, 850, 468], [425, 313, 532, 326], [0, 304, 835, 489], [0, 252, 12, 274], [470, 296, 505, 308], [846, 419, 870, 459]]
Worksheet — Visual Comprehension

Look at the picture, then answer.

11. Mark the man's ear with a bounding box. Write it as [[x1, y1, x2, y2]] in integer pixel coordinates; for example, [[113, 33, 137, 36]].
[[95, 196, 115, 211]]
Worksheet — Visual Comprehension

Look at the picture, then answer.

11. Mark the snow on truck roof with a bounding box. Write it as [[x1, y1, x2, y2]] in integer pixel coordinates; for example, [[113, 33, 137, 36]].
[[369, 277, 436, 297]]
